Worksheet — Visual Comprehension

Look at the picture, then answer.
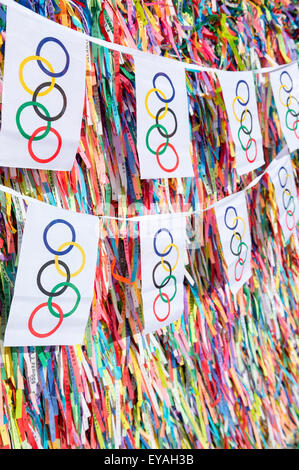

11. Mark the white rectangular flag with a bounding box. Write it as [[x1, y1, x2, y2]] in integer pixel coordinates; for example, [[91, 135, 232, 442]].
[[135, 54, 194, 179], [0, 2, 86, 170], [4, 201, 99, 346], [268, 153, 298, 241], [214, 192, 252, 294], [217, 71, 264, 175], [269, 63, 299, 153], [140, 214, 186, 334]]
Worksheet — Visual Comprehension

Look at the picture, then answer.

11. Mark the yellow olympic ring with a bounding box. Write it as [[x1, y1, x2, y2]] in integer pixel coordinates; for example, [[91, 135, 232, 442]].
[[19, 56, 55, 96], [54, 242, 86, 278], [161, 243, 179, 272], [232, 96, 247, 123], [145, 88, 168, 120], [281, 173, 291, 187], [278, 84, 289, 107], [231, 216, 246, 239]]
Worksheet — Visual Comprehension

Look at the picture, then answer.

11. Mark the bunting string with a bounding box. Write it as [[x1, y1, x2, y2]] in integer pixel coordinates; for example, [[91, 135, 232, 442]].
[[0, 145, 293, 219]]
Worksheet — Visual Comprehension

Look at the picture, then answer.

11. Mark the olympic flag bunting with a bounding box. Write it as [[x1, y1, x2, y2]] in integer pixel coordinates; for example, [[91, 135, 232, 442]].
[[140, 214, 186, 334], [268, 153, 299, 242], [0, 4, 86, 170], [269, 63, 299, 153], [135, 55, 194, 179], [214, 192, 252, 294], [4, 201, 99, 346], [217, 71, 265, 175]]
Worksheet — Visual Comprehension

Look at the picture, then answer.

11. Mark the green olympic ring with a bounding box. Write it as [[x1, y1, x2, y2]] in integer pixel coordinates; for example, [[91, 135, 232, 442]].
[[159, 275, 177, 303], [146, 123, 169, 155], [16, 101, 51, 140], [47, 281, 81, 318], [237, 241, 248, 266], [283, 191, 295, 215], [238, 125, 253, 151], [285, 108, 298, 132]]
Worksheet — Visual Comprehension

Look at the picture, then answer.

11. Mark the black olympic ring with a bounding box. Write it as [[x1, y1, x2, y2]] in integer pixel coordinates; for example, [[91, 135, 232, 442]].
[[37, 259, 71, 297], [152, 261, 172, 289], [286, 95, 299, 118], [230, 232, 242, 256], [32, 82, 67, 122], [240, 109, 253, 135], [155, 107, 177, 138], [282, 188, 294, 210]]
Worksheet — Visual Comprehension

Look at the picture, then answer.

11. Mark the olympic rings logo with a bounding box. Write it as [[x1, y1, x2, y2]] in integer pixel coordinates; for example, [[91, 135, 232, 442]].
[[224, 206, 249, 282], [278, 166, 296, 232], [145, 72, 179, 172], [278, 71, 299, 139], [17, 37, 69, 163], [28, 219, 86, 338], [233, 80, 257, 163], [152, 228, 178, 322]]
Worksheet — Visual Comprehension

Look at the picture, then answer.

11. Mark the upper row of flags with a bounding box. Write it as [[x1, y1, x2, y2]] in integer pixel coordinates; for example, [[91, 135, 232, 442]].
[[0, 1, 298, 177]]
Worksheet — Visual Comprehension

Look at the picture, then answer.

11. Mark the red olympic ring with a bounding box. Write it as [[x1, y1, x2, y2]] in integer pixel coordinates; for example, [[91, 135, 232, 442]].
[[234, 257, 245, 282], [293, 120, 299, 139], [153, 292, 170, 322], [245, 137, 257, 163], [28, 126, 62, 163], [28, 302, 64, 338], [285, 210, 295, 231], [156, 142, 179, 172]]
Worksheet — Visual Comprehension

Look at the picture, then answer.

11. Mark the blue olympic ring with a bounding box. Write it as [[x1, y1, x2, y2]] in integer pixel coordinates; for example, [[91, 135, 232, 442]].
[[43, 219, 76, 255], [235, 80, 250, 106], [278, 166, 288, 188], [153, 72, 175, 103], [224, 206, 238, 230], [36, 37, 70, 78], [153, 228, 174, 257]]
